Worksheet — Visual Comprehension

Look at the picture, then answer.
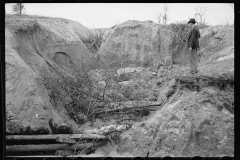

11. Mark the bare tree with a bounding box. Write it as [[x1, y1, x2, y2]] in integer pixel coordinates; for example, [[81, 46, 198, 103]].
[[157, 5, 169, 25], [194, 6, 208, 26], [12, 3, 25, 15]]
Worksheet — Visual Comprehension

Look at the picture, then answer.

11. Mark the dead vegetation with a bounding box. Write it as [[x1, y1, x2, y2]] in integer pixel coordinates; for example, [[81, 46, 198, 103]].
[[36, 62, 104, 124], [5, 14, 234, 156], [35, 59, 158, 130], [169, 21, 192, 53], [32, 63, 162, 155], [82, 31, 104, 53]]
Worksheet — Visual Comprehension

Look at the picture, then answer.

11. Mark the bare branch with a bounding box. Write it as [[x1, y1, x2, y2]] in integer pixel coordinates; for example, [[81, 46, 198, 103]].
[[194, 6, 208, 26], [157, 5, 169, 25]]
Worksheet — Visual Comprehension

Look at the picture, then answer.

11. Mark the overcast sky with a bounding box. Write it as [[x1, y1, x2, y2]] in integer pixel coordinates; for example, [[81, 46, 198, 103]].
[[5, 3, 234, 29]]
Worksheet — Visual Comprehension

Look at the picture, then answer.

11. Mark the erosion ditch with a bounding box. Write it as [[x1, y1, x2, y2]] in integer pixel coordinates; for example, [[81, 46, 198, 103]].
[[5, 16, 234, 157]]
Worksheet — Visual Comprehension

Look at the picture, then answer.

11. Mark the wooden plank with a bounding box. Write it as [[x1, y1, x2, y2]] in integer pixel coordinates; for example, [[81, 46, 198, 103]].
[[6, 143, 93, 152], [6, 134, 106, 141]]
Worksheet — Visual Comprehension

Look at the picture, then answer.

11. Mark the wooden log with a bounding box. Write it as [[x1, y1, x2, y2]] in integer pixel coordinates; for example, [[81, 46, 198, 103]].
[[56, 137, 77, 144], [6, 134, 106, 141], [6, 143, 93, 152]]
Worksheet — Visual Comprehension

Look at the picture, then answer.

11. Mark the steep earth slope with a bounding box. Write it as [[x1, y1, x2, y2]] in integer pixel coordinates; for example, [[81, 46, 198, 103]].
[[199, 25, 234, 63], [98, 20, 173, 69], [98, 21, 234, 69], [5, 15, 94, 131]]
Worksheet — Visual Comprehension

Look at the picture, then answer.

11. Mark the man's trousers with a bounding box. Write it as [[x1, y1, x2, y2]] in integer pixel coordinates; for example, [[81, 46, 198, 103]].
[[189, 48, 198, 73]]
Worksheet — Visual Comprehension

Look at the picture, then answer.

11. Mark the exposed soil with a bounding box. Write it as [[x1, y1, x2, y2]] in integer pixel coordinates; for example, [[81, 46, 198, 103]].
[[5, 15, 234, 157], [73, 57, 234, 157]]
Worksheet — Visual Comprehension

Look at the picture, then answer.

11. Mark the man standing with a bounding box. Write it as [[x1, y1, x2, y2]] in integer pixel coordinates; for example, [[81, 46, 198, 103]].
[[187, 18, 201, 74]]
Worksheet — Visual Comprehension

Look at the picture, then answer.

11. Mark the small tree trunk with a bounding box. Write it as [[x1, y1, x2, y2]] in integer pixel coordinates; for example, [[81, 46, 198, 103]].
[[20, 4, 22, 15]]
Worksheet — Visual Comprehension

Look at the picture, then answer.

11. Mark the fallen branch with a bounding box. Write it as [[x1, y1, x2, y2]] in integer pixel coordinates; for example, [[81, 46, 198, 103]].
[[110, 101, 162, 107], [91, 101, 163, 117], [94, 107, 157, 116], [6, 134, 106, 141]]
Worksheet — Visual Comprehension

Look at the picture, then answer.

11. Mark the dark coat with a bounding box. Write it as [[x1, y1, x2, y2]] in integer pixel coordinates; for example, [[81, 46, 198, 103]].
[[187, 26, 201, 50]]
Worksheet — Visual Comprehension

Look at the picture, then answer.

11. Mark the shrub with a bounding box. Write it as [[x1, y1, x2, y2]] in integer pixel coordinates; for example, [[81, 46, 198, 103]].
[[36, 58, 157, 125], [82, 32, 104, 53], [169, 22, 192, 48], [35, 62, 104, 124], [35, 60, 130, 124]]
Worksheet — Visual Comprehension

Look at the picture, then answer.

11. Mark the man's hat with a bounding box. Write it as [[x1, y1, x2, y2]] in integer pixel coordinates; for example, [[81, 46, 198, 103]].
[[188, 18, 197, 24]]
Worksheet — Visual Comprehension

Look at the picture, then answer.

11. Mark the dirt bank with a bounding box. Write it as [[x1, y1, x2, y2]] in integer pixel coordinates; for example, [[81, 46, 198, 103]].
[[5, 15, 234, 157], [5, 15, 94, 131]]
